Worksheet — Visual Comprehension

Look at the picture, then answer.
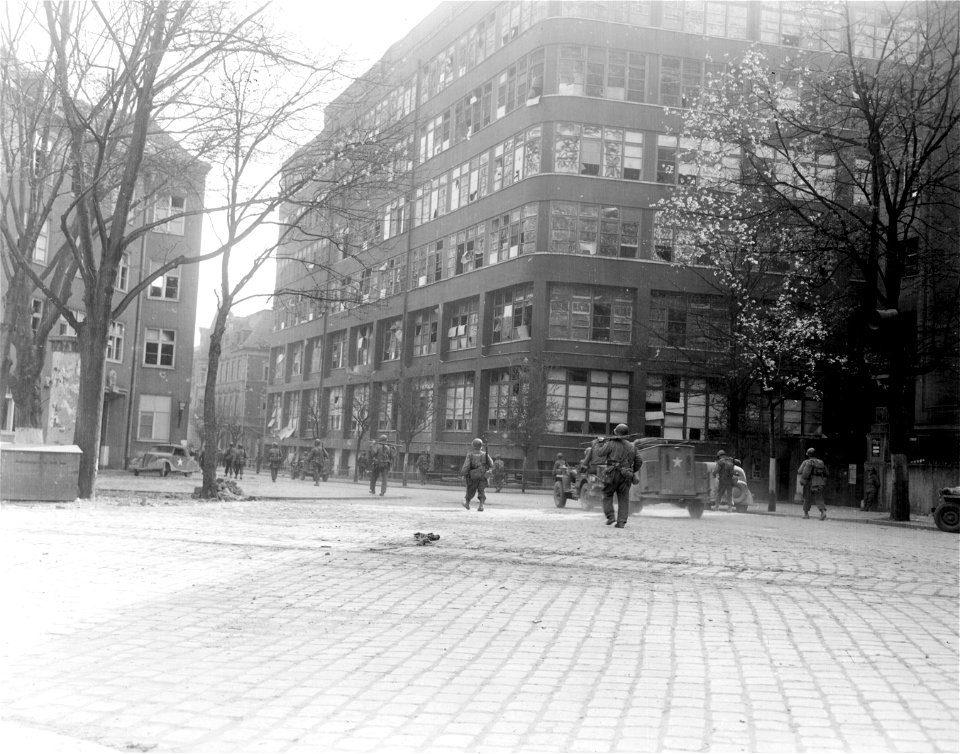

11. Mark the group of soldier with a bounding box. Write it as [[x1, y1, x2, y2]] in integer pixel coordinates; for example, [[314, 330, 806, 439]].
[[227, 431, 831, 523]]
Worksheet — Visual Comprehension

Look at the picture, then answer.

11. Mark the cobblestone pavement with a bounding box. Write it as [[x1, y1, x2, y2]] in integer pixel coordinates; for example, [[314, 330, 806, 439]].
[[1, 472, 957, 753]]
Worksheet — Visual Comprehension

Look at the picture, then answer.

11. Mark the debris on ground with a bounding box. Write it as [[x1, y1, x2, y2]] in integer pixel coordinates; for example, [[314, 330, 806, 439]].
[[192, 478, 244, 500], [413, 532, 440, 545]]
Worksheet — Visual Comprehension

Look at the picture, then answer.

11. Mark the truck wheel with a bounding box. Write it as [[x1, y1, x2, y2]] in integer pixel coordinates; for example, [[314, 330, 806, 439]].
[[553, 481, 566, 508], [934, 502, 960, 533], [578, 483, 594, 510], [133, 469, 140, 477], [687, 502, 704, 519], [160, 464, 169, 478]]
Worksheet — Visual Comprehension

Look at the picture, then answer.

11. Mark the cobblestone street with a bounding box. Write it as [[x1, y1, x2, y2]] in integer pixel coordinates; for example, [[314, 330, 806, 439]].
[[2, 472, 957, 753]]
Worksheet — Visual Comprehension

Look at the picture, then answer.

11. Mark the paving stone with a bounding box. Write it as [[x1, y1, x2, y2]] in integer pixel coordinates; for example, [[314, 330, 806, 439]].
[[1, 480, 956, 753]]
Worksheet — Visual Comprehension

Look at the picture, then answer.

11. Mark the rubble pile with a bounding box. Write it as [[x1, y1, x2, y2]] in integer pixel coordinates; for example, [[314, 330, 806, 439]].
[[192, 478, 245, 500]]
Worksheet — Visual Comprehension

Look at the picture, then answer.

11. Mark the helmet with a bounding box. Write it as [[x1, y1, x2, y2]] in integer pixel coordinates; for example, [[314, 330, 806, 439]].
[[806, 447, 816, 456], [614, 424, 629, 436], [734, 458, 741, 466], [272, 442, 278, 446], [472, 438, 483, 449], [556, 452, 564, 459], [314, 439, 321, 445], [379, 435, 388, 442], [717, 450, 726, 457]]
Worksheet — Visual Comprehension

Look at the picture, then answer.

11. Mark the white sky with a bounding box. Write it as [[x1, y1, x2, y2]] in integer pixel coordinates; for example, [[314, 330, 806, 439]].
[[195, 0, 441, 342]]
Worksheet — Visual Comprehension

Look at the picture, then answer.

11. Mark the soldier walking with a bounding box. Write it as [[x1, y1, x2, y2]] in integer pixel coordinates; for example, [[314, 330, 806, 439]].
[[461, 438, 493, 511], [369, 435, 395, 496], [595, 424, 641, 528], [796, 447, 828, 520], [267, 442, 283, 482], [307, 439, 329, 485]]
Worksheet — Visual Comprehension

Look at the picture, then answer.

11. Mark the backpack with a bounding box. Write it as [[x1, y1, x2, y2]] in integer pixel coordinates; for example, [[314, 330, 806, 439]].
[[808, 458, 827, 490], [467, 451, 489, 480], [600, 439, 635, 484], [374, 443, 394, 468]]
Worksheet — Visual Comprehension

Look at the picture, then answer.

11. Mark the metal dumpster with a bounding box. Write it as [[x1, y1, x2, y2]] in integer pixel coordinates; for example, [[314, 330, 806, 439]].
[[0, 444, 81, 502]]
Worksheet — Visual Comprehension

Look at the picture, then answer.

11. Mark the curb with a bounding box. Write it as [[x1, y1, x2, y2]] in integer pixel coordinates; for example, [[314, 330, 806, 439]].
[[743, 507, 939, 531]]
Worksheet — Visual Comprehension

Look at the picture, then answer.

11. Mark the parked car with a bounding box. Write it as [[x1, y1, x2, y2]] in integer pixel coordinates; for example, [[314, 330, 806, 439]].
[[933, 486, 959, 533], [129, 444, 200, 477]]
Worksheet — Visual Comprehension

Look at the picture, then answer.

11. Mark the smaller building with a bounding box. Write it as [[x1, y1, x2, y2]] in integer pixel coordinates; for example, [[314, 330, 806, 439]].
[[190, 311, 271, 465]]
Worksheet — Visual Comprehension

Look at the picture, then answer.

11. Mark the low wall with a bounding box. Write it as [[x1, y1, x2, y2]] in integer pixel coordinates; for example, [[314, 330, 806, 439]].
[[896, 464, 959, 515]]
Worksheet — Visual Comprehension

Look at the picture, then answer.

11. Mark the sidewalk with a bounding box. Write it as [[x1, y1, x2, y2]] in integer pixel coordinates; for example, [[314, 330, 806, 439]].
[[743, 499, 940, 530]]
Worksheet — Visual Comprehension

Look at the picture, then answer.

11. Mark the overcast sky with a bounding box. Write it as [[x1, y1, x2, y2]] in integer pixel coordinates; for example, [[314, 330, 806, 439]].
[[195, 0, 441, 342]]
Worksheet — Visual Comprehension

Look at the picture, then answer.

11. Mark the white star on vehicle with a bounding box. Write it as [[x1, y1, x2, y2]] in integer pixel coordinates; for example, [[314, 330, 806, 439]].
[[175, 458, 183, 467], [672, 457, 683, 468]]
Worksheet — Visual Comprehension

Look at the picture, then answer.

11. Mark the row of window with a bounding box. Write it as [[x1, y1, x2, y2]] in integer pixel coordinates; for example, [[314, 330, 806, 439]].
[[268, 366, 823, 444], [274, 284, 758, 392], [31, 195, 185, 267], [361, 0, 897, 134], [275, 197, 731, 330]]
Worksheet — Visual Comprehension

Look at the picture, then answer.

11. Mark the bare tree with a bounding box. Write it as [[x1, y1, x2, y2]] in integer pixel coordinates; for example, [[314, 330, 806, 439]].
[[494, 359, 562, 493], [1, 2, 290, 497], [395, 375, 434, 487], [348, 383, 372, 482]]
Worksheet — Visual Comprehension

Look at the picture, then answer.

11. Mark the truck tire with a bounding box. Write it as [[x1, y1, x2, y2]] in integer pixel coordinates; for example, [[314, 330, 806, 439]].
[[553, 481, 566, 508], [934, 502, 960, 533], [687, 502, 704, 519], [578, 481, 594, 510], [160, 464, 169, 478]]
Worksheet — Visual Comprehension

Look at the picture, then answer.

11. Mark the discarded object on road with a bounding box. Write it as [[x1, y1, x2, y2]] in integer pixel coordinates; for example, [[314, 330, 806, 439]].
[[413, 532, 440, 545]]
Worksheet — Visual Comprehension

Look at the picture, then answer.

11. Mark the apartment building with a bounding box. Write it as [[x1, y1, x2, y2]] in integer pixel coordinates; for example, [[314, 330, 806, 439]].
[[2, 167, 205, 468], [265, 1, 955, 493]]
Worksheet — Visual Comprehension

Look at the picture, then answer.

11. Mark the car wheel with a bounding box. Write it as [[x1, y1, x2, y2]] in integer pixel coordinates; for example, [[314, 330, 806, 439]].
[[934, 502, 960, 533], [160, 464, 169, 478], [687, 502, 705, 519], [578, 482, 593, 510], [133, 469, 140, 477], [553, 481, 566, 508]]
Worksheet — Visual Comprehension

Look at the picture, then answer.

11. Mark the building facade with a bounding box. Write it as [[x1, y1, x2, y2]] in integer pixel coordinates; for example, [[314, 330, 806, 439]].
[[2, 174, 205, 468], [265, 1, 958, 499], [190, 310, 271, 464]]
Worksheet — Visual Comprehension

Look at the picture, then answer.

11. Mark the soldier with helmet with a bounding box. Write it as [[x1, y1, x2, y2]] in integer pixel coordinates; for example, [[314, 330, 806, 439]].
[[461, 438, 493, 511], [796, 447, 828, 520], [306, 438, 329, 485], [369, 434, 395, 496], [267, 441, 283, 482], [595, 424, 642, 528]]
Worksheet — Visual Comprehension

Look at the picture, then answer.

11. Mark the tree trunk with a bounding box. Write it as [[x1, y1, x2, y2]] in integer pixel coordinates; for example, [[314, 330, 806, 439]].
[[767, 395, 778, 512], [200, 303, 230, 498], [75, 319, 110, 498], [1, 271, 46, 430]]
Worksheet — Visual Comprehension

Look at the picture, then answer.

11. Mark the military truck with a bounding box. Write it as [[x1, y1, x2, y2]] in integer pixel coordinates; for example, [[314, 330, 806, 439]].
[[553, 438, 714, 518]]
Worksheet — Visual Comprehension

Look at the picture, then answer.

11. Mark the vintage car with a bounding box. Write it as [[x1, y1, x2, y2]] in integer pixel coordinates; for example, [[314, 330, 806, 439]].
[[129, 444, 200, 477]]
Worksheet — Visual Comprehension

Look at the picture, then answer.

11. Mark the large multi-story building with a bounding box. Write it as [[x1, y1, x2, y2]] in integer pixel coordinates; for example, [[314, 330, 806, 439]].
[[265, 1, 958, 500]]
